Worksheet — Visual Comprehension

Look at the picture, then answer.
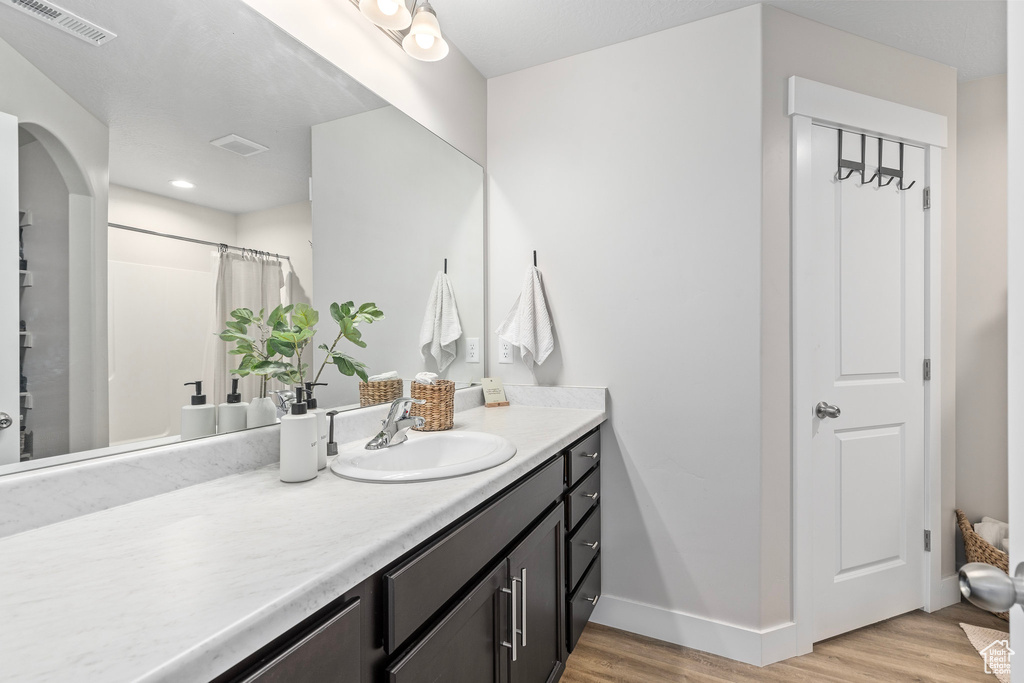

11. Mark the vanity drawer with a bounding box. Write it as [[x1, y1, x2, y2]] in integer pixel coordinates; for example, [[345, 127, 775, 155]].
[[567, 553, 601, 653], [566, 466, 600, 531], [385, 456, 564, 653], [567, 506, 600, 592], [565, 429, 600, 488], [240, 598, 360, 683]]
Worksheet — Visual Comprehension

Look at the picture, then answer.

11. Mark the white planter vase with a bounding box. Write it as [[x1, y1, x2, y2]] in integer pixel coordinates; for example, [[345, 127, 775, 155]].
[[247, 396, 279, 428]]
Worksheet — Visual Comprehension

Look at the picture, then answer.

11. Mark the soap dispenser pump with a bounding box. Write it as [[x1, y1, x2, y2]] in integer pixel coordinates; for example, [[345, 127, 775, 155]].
[[217, 378, 249, 434], [181, 381, 216, 441], [305, 382, 328, 470], [279, 387, 318, 483]]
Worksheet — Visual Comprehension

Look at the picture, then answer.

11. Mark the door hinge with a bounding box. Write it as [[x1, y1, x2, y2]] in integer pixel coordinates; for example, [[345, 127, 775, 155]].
[[923, 359, 931, 381], [923, 187, 931, 210], [924, 530, 932, 552]]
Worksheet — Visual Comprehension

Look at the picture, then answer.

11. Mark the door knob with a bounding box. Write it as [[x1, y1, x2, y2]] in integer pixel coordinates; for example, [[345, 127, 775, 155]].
[[815, 402, 841, 419], [0, 413, 11, 429], [960, 563, 1024, 613]]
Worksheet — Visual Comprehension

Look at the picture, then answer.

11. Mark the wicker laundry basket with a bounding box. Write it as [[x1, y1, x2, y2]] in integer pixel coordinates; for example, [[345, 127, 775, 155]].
[[956, 508, 1009, 621], [410, 379, 455, 431], [359, 378, 403, 408]]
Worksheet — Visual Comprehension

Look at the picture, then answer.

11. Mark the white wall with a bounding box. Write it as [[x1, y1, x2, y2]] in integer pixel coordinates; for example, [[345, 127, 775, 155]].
[[241, 0, 486, 166], [760, 5, 959, 623], [1006, 4, 1023, 675], [488, 5, 766, 651], [19, 139, 69, 459], [956, 75, 1008, 525], [312, 106, 484, 409], [0, 36, 109, 453], [237, 201, 314, 305]]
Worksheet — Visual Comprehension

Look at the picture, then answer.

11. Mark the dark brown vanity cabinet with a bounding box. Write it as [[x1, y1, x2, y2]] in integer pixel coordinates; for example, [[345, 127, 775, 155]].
[[219, 426, 605, 683], [563, 429, 602, 654]]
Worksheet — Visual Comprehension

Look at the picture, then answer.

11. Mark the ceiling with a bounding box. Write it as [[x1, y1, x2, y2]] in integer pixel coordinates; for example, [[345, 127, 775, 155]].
[[0, 0, 385, 214], [431, 0, 1007, 81]]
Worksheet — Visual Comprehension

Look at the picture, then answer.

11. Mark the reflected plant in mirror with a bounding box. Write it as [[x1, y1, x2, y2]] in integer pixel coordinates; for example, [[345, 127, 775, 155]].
[[314, 302, 384, 384]]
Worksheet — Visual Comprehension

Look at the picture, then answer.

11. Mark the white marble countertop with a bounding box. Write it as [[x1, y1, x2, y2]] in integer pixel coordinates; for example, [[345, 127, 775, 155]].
[[0, 404, 605, 682]]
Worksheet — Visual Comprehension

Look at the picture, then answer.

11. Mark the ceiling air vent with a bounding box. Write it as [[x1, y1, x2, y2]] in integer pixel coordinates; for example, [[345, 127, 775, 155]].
[[5, 0, 117, 46], [210, 134, 270, 158]]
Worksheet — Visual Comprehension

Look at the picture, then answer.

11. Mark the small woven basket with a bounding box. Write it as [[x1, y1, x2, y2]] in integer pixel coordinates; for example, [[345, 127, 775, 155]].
[[359, 378, 403, 408], [956, 508, 1009, 621], [410, 379, 455, 431]]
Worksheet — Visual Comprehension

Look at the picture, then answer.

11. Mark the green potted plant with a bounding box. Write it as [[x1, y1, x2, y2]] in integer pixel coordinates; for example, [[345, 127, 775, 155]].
[[219, 305, 293, 427]]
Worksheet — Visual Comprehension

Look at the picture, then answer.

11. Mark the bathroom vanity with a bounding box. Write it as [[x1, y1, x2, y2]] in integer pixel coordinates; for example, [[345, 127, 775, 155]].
[[0, 394, 605, 682], [216, 425, 602, 682]]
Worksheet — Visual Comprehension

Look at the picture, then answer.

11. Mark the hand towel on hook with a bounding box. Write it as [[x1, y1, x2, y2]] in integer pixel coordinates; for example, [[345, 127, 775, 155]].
[[419, 271, 463, 372], [496, 266, 555, 369]]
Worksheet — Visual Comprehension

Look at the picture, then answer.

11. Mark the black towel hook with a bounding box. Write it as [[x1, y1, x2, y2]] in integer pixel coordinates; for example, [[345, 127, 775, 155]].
[[444, 258, 447, 274], [533, 250, 537, 268], [835, 131, 866, 183], [896, 143, 916, 191]]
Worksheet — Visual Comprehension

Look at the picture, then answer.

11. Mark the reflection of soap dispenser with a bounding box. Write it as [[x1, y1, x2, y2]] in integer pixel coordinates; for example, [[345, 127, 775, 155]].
[[181, 381, 216, 440], [218, 378, 248, 434], [305, 382, 328, 470], [280, 387, 318, 483]]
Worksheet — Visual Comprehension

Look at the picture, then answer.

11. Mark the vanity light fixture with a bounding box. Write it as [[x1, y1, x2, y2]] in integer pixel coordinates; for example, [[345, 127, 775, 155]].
[[402, 0, 449, 62], [359, 0, 412, 30], [170, 180, 195, 189]]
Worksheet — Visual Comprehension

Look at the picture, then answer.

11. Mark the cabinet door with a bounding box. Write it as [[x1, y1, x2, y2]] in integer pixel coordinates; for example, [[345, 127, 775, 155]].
[[387, 562, 509, 683], [508, 504, 565, 683], [241, 599, 360, 683]]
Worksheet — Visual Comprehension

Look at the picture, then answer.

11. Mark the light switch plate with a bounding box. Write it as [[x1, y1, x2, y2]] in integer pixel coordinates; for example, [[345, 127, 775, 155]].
[[498, 339, 514, 364], [466, 337, 480, 363]]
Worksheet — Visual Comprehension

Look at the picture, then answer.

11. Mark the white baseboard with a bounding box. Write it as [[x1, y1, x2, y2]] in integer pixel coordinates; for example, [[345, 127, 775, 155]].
[[590, 595, 797, 666], [927, 574, 962, 612]]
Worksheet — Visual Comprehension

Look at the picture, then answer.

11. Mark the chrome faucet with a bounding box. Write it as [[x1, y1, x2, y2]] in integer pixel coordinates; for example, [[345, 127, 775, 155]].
[[366, 397, 425, 450]]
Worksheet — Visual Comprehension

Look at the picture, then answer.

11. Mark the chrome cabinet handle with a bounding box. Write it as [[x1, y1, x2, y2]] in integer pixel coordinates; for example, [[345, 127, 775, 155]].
[[582, 492, 599, 502], [579, 451, 598, 460], [501, 577, 519, 661], [0, 413, 11, 430], [519, 568, 527, 647], [581, 540, 599, 551], [815, 401, 841, 419], [586, 594, 600, 606]]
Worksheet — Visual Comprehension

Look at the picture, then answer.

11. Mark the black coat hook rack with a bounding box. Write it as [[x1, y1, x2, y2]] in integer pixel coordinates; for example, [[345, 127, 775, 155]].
[[835, 129, 917, 191]]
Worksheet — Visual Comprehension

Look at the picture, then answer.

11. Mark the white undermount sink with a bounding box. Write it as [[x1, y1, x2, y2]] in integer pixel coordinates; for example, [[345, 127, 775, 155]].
[[329, 430, 517, 483]]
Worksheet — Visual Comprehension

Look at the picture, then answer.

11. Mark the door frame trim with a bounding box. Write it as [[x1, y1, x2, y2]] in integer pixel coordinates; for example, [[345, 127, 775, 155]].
[[788, 76, 949, 655]]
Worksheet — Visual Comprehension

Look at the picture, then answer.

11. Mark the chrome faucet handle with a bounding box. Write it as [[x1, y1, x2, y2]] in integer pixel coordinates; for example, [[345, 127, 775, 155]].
[[366, 398, 426, 450], [385, 396, 425, 423]]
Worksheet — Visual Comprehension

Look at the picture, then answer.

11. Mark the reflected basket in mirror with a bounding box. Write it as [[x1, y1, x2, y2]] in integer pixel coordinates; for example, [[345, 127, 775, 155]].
[[359, 378, 403, 408], [410, 379, 455, 431]]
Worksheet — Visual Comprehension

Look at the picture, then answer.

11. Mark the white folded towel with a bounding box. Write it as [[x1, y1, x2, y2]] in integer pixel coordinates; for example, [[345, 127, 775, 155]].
[[975, 518, 1009, 548], [414, 372, 438, 385], [1002, 537, 1010, 554], [418, 271, 462, 372], [367, 371, 399, 382], [496, 266, 554, 369]]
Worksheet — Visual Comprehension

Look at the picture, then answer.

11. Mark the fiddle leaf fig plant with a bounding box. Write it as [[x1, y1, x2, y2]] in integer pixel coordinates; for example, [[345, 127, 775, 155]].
[[219, 306, 292, 398], [312, 301, 384, 384], [269, 302, 319, 386]]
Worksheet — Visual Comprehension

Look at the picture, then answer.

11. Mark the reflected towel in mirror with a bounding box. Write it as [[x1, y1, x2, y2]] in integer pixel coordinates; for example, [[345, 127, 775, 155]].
[[496, 266, 554, 369], [419, 271, 462, 372]]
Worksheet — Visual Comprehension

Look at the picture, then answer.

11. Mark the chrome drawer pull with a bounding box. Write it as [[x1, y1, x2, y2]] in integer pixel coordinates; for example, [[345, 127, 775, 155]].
[[582, 492, 599, 502], [520, 568, 527, 647], [501, 579, 519, 662], [581, 540, 599, 551], [578, 451, 599, 460], [586, 594, 600, 606]]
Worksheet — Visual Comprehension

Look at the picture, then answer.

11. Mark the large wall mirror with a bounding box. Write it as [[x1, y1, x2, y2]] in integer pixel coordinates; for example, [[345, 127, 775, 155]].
[[0, 0, 484, 474]]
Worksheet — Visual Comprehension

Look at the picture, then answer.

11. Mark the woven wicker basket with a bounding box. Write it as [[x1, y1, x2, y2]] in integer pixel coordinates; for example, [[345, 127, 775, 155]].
[[956, 508, 1009, 620], [410, 379, 455, 431], [359, 378, 403, 408]]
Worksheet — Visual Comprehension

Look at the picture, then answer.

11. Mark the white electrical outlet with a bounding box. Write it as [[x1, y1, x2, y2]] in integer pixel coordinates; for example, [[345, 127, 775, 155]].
[[466, 337, 480, 363], [498, 339, 514, 364]]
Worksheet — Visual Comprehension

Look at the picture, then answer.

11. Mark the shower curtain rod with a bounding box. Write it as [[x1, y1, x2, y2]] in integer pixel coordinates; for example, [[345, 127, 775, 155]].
[[108, 222, 292, 261]]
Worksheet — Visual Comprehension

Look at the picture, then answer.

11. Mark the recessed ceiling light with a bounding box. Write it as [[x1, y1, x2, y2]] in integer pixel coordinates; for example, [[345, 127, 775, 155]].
[[170, 180, 195, 189]]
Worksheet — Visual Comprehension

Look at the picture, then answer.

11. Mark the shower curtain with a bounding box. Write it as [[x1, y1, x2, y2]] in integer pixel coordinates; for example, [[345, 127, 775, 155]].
[[213, 250, 286, 405]]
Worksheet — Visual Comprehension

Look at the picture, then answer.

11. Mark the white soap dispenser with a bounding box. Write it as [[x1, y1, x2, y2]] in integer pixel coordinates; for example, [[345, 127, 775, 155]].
[[217, 378, 248, 434], [279, 387, 318, 483], [181, 381, 216, 441], [305, 382, 328, 470]]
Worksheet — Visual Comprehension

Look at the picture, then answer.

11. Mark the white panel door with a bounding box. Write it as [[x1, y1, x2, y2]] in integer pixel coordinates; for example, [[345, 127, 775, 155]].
[[810, 126, 926, 642], [0, 112, 19, 465]]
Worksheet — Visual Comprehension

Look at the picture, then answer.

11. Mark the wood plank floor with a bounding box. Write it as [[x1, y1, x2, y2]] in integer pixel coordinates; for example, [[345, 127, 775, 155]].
[[563, 601, 1009, 682]]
